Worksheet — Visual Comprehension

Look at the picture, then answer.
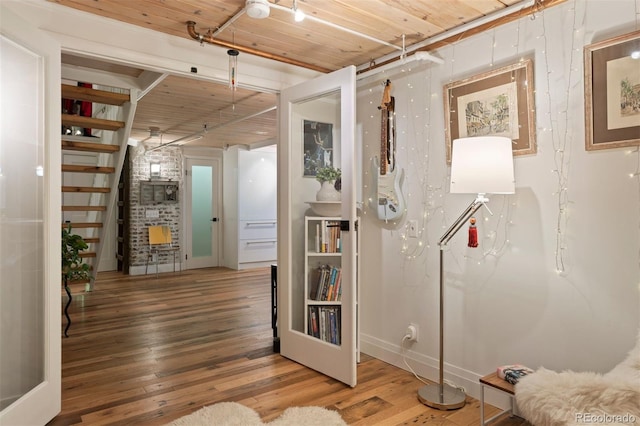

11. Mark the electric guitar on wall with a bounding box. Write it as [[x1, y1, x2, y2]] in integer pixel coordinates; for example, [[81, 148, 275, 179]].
[[370, 79, 405, 222]]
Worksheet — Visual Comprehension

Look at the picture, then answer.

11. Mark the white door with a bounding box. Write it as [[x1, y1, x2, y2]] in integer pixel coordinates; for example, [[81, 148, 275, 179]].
[[0, 6, 62, 426], [184, 157, 221, 269], [278, 66, 358, 386]]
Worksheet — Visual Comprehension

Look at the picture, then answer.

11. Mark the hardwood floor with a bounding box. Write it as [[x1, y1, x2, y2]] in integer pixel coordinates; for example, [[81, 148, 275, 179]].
[[51, 267, 530, 426]]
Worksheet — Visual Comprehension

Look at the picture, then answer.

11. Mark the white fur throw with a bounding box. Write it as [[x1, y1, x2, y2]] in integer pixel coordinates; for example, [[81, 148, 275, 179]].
[[515, 335, 640, 426]]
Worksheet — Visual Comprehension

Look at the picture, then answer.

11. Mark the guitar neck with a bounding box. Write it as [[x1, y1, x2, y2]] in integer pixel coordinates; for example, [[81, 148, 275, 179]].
[[380, 107, 388, 175], [379, 80, 393, 176]]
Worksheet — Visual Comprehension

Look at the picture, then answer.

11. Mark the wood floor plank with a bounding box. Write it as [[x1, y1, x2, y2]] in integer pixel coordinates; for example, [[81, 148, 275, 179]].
[[51, 267, 530, 426]]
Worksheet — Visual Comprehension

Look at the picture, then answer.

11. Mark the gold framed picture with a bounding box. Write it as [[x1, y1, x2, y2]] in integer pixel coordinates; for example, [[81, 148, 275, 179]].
[[443, 59, 536, 164], [584, 30, 640, 151]]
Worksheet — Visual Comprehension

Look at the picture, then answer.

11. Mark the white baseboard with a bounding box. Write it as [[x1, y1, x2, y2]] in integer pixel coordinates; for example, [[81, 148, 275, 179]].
[[129, 262, 181, 276], [360, 333, 513, 411], [238, 260, 275, 270]]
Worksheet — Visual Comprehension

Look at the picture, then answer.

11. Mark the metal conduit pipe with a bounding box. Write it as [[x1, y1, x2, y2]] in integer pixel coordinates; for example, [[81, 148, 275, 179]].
[[185, 21, 331, 74]]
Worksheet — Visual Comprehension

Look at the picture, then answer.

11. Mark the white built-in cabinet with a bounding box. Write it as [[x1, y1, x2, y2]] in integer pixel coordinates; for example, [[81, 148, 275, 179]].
[[223, 146, 277, 270]]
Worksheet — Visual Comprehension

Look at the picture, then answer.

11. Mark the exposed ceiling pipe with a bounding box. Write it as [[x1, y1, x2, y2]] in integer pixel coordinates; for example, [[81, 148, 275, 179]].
[[357, 0, 566, 75], [146, 105, 277, 153], [186, 21, 331, 73]]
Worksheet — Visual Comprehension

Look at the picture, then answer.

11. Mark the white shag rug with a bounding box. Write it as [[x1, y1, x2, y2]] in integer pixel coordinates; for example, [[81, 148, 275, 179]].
[[166, 402, 347, 426]]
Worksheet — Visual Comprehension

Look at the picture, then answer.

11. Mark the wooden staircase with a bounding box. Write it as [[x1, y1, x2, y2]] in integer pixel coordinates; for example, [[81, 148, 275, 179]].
[[61, 83, 137, 289]]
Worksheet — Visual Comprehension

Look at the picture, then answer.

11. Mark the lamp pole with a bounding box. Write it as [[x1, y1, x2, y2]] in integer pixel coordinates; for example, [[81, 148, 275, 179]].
[[418, 195, 487, 410]]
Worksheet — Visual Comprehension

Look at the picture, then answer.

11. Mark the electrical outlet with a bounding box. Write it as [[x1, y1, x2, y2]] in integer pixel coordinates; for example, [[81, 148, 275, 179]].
[[405, 323, 419, 342], [408, 220, 418, 238]]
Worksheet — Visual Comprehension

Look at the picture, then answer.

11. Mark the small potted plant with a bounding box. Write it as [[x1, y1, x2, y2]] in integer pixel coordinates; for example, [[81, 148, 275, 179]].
[[315, 166, 341, 201], [315, 166, 341, 183], [61, 223, 92, 337]]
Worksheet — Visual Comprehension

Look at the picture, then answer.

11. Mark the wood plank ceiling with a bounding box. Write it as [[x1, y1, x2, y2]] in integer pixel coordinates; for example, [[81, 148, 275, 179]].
[[50, 0, 549, 150]]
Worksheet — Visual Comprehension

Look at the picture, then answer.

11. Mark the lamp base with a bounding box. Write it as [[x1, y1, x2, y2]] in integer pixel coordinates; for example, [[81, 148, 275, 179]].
[[418, 383, 466, 410]]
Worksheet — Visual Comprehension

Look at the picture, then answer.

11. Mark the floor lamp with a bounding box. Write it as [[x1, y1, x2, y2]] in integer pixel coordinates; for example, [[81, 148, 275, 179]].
[[418, 136, 515, 410]]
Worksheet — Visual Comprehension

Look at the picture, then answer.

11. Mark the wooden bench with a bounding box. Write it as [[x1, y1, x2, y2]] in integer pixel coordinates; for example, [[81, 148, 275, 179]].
[[479, 372, 516, 425]]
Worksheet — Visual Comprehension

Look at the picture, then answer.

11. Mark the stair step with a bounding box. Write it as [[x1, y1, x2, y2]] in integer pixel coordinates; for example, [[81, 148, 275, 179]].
[[62, 205, 107, 211], [79, 252, 97, 258], [62, 84, 130, 106], [83, 237, 100, 243], [62, 165, 115, 174], [67, 277, 91, 283], [62, 186, 110, 193], [61, 222, 103, 229], [69, 264, 93, 271], [62, 114, 125, 131], [62, 140, 120, 153]]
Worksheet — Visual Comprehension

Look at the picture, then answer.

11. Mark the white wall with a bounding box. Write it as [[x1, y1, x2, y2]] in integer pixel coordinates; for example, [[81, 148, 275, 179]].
[[358, 0, 640, 404]]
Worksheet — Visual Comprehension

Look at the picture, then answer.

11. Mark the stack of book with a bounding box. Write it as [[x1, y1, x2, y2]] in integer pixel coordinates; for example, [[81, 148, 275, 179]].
[[309, 265, 342, 301], [314, 220, 341, 253], [308, 306, 341, 345]]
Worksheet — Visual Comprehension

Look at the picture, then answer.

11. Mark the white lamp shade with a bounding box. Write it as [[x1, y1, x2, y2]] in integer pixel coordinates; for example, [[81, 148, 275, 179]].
[[450, 136, 515, 194]]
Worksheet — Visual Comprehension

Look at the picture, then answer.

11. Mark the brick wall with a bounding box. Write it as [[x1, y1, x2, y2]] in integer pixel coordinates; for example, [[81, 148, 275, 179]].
[[129, 145, 183, 269]]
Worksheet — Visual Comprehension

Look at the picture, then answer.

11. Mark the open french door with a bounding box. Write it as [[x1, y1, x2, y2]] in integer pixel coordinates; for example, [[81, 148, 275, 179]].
[[278, 66, 358, 386], [0, 5, 62, 425]]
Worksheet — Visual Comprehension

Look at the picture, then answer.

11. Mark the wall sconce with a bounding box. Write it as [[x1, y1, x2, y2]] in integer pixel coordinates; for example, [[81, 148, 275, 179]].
[[150, 162, 161, 179]]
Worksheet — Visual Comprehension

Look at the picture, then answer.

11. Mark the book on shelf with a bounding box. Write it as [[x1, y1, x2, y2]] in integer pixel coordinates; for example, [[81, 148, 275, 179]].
[[310, 264, 342, 302], [308, 306, 319, 338], [315, 220, 342, 253], [308, 305, 341, 345]]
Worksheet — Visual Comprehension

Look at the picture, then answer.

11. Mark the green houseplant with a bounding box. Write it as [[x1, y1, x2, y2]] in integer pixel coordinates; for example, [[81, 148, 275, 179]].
[[61, 223, 91, 337], [315, 166, 342, 202], [315, 166, 341, 183]]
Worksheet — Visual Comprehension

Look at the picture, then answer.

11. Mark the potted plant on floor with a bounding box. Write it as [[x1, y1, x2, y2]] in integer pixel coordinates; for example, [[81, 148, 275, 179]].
[[61, 223, 91, 337]]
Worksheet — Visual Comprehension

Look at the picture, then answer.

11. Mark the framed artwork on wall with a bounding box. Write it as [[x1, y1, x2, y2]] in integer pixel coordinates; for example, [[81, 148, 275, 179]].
[[443, 59, 536, 164], [584, 30, 640, 151], [303, 119, 334, 177]]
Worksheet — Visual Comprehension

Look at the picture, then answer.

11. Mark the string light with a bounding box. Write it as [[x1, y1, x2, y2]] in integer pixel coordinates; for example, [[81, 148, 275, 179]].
[[635, 0, 640, 291], [633, 146, 640, 280], [538, 0, 585, 274], [397, 66, 445, 261]]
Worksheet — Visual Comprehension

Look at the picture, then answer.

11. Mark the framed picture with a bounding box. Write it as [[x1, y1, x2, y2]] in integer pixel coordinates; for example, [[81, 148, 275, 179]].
[[584, 30, 640, 151], [303, 120, 334, 177], [443, 59, 536, 164]]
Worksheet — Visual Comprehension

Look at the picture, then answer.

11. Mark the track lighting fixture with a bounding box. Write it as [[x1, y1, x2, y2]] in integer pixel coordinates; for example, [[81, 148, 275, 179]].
[[293, 0, 305, 22]]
